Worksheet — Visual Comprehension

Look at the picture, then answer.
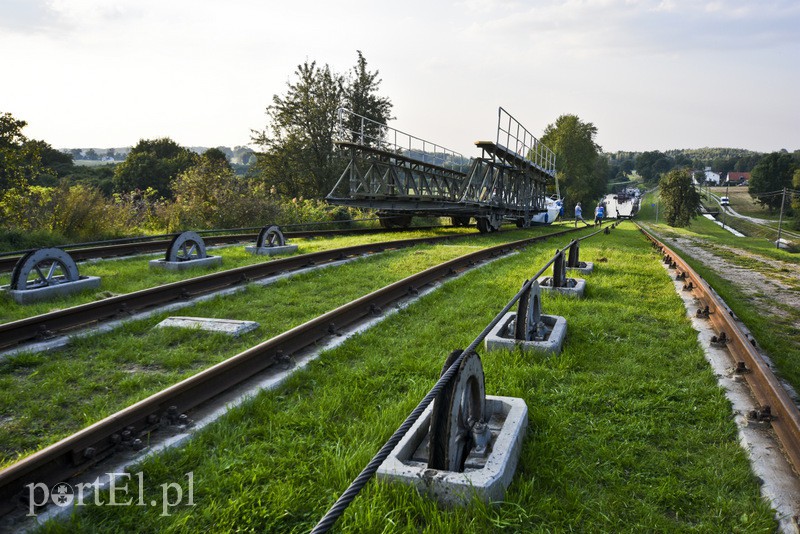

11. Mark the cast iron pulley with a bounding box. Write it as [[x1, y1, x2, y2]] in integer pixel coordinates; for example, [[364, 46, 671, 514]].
[[515, 280, 546, 341], [10, 248, 81, 291], [165, 231, 207, 262], [428, 350, 491, 472], [256, 225, 286, 248]]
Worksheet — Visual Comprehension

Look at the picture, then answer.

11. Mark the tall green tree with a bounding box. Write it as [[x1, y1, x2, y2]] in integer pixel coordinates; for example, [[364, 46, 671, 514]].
[[0, 112, 60, 197], [113, 138, 198, 198], [343, 50, 393, 145], [636, 150, 673, 183], [749, 152, 797, 211], [252, 52, 393, 198], [659, 168, 701, 227], [540, 114, 606, 210], [252, 60, 343, 198]]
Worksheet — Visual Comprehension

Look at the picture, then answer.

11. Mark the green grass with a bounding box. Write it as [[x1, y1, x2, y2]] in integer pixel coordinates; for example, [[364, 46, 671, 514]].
[[37, 223, 775, 533], [0, 226, 504, 325], [637, 191, 800, 394], [0, 224, 586, 468], [707, 186, 780, 220]]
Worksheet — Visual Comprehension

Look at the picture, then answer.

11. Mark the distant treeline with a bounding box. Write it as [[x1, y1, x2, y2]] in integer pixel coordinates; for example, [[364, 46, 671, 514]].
[[64, 146, 255, 165], [603, 147, 800, 183]]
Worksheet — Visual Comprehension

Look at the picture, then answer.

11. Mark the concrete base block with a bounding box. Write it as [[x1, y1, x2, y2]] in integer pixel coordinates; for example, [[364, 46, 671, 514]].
[[377, 395, 527, 506], [156, 316, 259, 337], [245, 244, 298, 256], [4, 276, 101, 304], [484, 312, 567, 355], [149, 256, 222, 271], [566, 261, 593, 275], [539, 277, 586, 298]]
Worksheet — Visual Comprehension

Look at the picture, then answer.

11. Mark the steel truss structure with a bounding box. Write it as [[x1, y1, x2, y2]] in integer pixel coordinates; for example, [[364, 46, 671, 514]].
[[327, 108, 557, 232]]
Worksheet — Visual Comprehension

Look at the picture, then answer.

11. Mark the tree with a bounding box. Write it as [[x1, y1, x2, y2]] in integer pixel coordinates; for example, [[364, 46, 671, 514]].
[[252, 52, 393, 198], [540, 114, 606, 210], [112, 138, 198, 198], [27, 140, 73, 180], [636, 151, 672, 183], [85, 148, 99, 161], [201, 147, 231, 171], [343, 50, 393, 144], [749, 152, 797, 211], [659, 169, 701, 227], [0, 112, 53, 194], [170, 154, 276, 230], [252, 60, 343, 198], [693, 170, 706, 186]]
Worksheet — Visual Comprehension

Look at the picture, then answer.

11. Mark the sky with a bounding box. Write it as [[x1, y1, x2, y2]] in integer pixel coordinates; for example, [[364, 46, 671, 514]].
[[1, 0, 798, 157]]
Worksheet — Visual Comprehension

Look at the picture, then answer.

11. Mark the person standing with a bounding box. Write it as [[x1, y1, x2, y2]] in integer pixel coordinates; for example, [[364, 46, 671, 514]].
[[594, 204, 604, 225], [575, 202, 588, 227]]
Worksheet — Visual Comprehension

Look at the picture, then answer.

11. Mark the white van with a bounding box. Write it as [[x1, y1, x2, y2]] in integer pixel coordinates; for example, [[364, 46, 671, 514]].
[[720, 196, 730, 206]]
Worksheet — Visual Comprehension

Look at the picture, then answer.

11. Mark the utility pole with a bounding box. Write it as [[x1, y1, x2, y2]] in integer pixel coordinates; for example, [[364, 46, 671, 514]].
[[776, 187, 787, 249]]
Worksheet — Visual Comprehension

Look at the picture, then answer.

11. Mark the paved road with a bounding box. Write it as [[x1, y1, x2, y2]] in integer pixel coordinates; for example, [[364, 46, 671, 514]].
[[707, 192, 799, 240]]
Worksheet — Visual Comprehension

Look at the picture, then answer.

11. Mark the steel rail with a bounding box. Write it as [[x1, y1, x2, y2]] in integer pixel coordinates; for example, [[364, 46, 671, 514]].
[[637, 224, 800, 475], [0, 232, 497, 350], [0, 226, 450, 272], [0, 227, 577, 516]]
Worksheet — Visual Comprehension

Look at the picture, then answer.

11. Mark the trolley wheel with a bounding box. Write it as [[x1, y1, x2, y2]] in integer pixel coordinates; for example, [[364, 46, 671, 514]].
[[10, 248, 80, 291], [476, 217, 490, 234], [165, 231, 207, 262], [451, 216, 471, 227], [488, 214, 503, 232], [428, 351, 486, 472], [378, 214, 412, 229], [256, 225, 285, 248]]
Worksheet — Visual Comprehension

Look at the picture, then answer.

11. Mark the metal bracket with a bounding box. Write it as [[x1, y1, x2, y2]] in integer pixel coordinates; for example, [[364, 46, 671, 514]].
[[566, 240, 580, 268]]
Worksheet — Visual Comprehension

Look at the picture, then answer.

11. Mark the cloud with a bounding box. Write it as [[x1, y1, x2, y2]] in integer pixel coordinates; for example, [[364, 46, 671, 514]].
[[0, 0, 59, 32], [457, 0, 800, 62]]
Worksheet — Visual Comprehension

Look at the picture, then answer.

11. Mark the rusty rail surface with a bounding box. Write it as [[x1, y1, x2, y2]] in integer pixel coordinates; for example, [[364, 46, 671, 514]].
[[0, 232, 498, 350], [0, 226, 448, 273], [638, 224, 800, 475], [0, 227, 577, 517]]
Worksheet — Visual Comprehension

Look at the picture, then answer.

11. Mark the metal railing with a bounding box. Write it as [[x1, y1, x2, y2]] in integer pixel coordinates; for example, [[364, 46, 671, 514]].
[[335, 108, 469, 173], [496, 107, 556, 177]]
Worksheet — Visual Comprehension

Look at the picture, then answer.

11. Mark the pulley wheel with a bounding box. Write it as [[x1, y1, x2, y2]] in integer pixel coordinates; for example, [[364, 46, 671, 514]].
[[10, 248, 80, 291], [515, 281, 542, 341], [165, 231, 207, 262], [428, 350, 486, 472], [256, 225, 286, 248], [488, 214, 503, 232], [514, 280, 529, 340]]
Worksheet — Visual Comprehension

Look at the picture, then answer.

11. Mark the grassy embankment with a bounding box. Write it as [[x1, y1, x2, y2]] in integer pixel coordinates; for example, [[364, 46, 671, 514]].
[[639, 192, 800, 393], [0, 225, 576, 468], [0, 226, 489, 325], [38, 222, 774, 533]]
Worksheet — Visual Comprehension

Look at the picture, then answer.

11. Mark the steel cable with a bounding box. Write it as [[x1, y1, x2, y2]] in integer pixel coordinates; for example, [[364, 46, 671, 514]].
[[310, 229, 610, 532]]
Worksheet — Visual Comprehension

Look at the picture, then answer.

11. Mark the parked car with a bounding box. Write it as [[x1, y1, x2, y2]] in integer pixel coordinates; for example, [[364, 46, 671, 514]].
[[720, 196, 730, 206]]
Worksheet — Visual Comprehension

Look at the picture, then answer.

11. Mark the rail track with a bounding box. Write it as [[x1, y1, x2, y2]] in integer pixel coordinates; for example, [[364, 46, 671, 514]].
[[0, 227, 580, 518], [0, 225, 449, 273], [637, 223, 800, 475], [0, 230, 508, 350]]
